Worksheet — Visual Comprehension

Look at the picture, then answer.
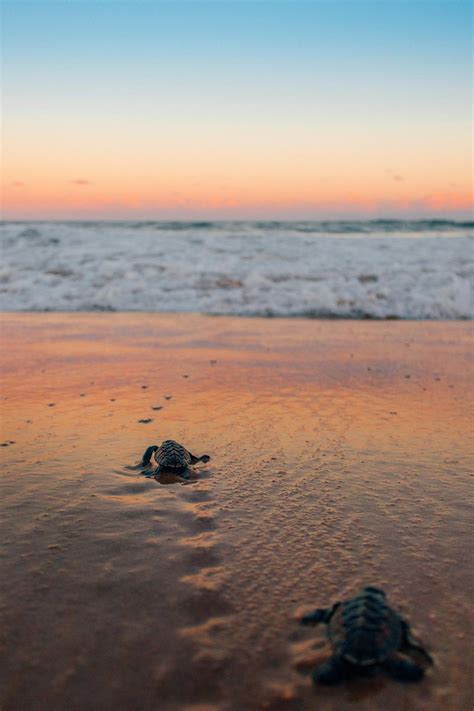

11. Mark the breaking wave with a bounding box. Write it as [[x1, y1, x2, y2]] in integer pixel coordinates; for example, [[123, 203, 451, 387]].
[[0, 221, 472, 319]]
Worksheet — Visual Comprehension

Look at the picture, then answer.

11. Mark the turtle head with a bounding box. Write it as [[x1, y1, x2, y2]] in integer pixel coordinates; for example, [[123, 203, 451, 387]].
[[363, 585, 386, 598]]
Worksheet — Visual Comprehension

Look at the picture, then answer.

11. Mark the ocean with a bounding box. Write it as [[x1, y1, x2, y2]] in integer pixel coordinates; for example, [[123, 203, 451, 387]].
[[1, 220, 472, 318]]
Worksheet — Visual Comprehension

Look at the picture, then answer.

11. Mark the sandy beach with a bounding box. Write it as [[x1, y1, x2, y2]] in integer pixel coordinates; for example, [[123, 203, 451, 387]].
[[0, 314, 472, 711]]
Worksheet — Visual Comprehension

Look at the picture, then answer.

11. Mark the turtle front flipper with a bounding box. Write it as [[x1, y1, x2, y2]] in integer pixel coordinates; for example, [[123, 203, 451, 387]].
[[140, 445, 159, 467], [383, 655, 424, 682], [301, 603, 339, 626], [400, 620, 433, 665], [189, 453, 211, 465], [312, 656, 349, 685]]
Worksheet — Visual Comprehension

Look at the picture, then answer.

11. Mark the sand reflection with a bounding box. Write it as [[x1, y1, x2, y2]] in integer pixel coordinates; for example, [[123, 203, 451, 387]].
[[0, 314, 472, 710]]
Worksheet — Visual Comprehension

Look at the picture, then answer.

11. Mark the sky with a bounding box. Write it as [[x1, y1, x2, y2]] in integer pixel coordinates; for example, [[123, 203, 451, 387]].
[[1, 0, 472, 220]]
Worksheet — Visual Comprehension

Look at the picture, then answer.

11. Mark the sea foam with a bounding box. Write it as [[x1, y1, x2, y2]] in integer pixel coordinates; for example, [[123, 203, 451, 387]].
[[0, 221, 472, 318]]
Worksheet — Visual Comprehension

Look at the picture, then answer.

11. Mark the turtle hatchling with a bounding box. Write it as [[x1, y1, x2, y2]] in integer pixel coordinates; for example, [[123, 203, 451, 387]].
[[140, 440, 210, 479], [300, 586, 432, 685]]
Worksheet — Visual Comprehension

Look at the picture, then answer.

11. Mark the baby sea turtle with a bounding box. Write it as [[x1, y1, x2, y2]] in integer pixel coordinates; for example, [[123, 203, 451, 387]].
[[140, 440, 210, 479], [300, 586, 432, 685]]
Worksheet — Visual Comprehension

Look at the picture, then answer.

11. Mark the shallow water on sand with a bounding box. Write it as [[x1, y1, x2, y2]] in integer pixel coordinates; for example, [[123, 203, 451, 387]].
[[0, 315, 473, 710]]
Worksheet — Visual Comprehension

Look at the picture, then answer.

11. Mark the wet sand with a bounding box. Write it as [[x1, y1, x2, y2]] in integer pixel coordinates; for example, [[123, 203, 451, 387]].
[[0, 314, 472, 711]]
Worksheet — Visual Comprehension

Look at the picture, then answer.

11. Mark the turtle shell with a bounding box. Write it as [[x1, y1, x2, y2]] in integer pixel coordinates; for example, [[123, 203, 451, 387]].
[[155, 440, 191, 472], [328, 588, 402, 665]]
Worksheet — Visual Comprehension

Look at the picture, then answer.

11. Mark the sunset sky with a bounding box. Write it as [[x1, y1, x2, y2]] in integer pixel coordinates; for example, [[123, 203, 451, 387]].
[[2, 0, 472, 220]]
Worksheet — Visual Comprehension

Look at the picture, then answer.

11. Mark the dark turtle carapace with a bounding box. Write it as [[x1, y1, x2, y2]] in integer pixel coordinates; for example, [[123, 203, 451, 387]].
[[300, 586, 433, 685], [140, 440, 210, 479]]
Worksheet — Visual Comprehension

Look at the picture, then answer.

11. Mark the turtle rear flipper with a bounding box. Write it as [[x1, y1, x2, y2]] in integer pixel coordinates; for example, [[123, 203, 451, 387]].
[[383, 656, 424, 682], [312, 656, 350, 685], [140, 445, 158, 467]]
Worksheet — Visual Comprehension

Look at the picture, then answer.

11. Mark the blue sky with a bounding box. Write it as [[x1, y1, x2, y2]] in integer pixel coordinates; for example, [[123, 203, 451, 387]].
[[2, 0, 472, 219]]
